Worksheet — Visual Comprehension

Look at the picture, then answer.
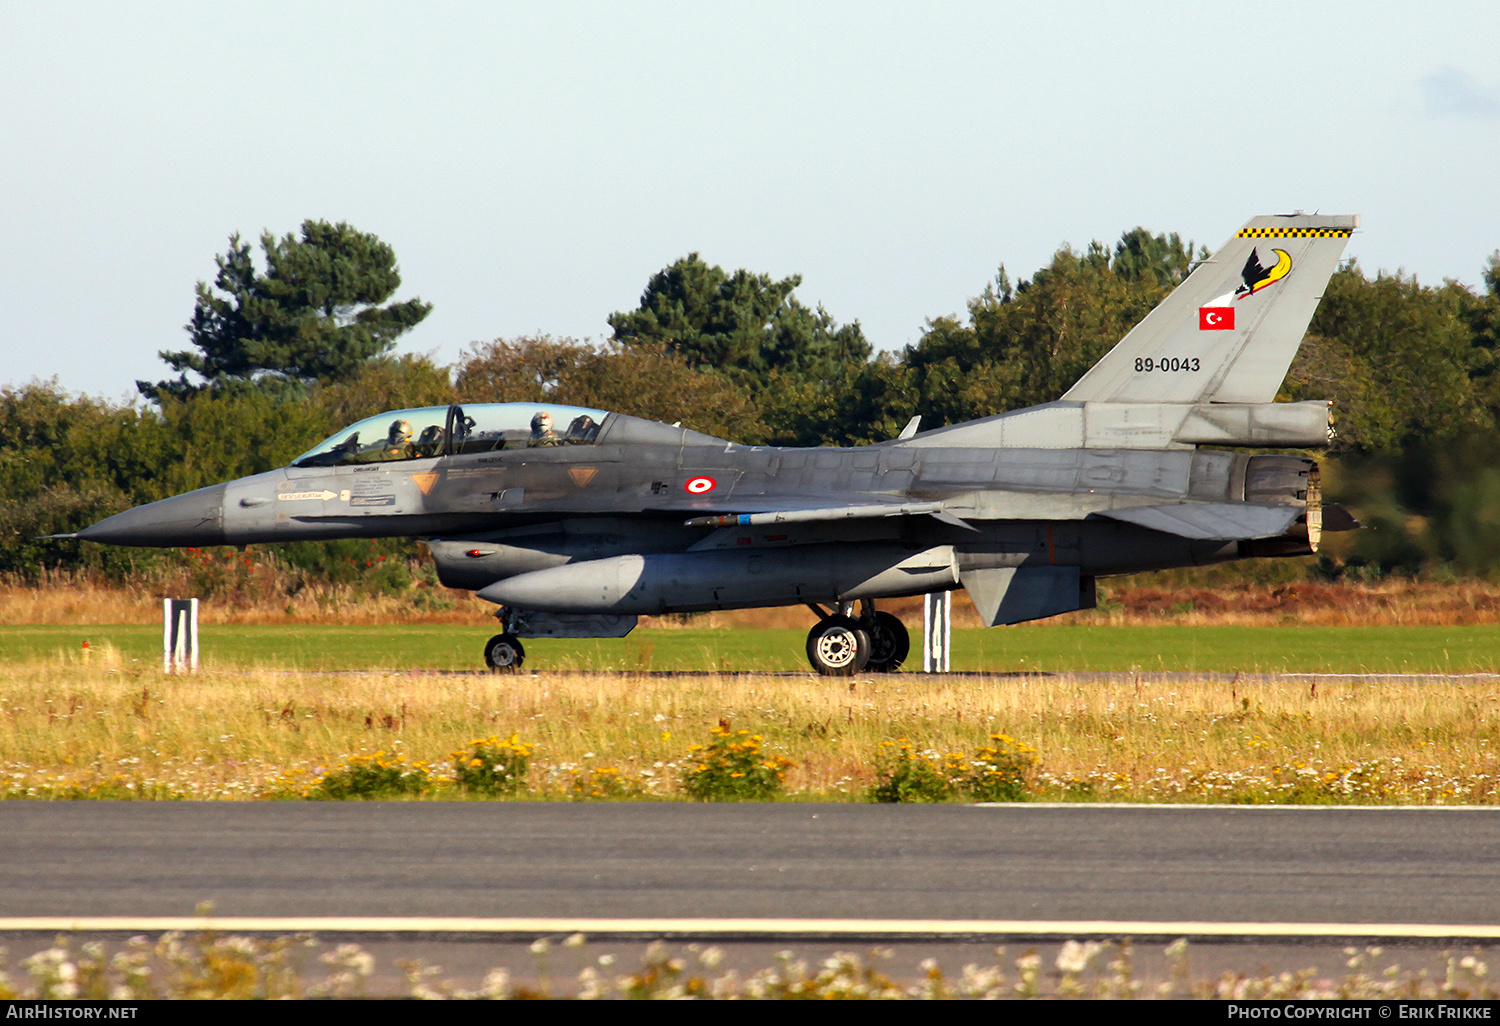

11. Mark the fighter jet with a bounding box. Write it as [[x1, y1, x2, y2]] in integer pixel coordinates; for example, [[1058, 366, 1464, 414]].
[[77, 213, 1358, 674]]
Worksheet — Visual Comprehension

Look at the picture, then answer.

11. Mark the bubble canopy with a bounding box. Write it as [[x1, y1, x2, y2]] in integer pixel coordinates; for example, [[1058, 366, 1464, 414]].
[[291, 403, 610, 467]]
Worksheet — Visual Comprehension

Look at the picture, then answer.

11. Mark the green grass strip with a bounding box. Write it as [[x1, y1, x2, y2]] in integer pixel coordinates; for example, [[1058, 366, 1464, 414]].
[[6, 623, 1499, 673]]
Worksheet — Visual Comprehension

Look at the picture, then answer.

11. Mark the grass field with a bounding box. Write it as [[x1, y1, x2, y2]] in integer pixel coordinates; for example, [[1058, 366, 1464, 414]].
[[4, 619, 1498, 805], [6, 622, 1500, 673], [2, 657, 1497, 804]]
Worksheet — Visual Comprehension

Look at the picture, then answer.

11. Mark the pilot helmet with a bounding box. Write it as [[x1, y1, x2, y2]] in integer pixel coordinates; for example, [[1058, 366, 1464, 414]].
[[389, 419, 413, 443], [530, 411, 554, 434]]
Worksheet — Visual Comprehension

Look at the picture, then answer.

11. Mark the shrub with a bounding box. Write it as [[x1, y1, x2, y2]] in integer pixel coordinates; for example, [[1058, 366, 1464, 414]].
[[567, 766, 651, 800], [453, 734, 533, 796], [868, 734, 1038, 803], [965, 734, 1039, 802], [306, 752, 433, 800], [681, 724, 794, 801], [867, 739, 966, 803]]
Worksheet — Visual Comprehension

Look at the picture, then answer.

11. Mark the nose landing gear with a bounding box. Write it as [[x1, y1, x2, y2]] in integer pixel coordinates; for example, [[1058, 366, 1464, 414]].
[[483, 633, 526, 671], [804, 600, 910, 675]]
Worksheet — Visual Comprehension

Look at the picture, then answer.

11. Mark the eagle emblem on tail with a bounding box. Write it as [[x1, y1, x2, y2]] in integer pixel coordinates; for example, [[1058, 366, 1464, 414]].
[[1235, 247, 1292, 299]]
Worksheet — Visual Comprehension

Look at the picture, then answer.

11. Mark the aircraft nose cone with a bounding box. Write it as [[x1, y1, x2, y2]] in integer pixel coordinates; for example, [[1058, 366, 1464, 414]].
[[77, 483, 228, 547]]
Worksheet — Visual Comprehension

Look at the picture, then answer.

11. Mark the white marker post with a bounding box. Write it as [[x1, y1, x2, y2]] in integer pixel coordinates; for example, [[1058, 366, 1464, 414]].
[[162, 598, 199, 673], [922, 591, 950, 673]]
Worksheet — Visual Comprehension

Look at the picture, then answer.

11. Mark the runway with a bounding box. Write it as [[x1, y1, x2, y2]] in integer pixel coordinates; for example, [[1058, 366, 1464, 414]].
[[4, 802, 1499, 934], [6, 801, 1499, 993]]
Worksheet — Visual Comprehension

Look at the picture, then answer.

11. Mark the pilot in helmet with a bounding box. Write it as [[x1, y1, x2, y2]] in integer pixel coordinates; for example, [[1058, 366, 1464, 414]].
[[415, 424, 445, 456], [385, 419, 414, 458], [529, 410, 562, 446]]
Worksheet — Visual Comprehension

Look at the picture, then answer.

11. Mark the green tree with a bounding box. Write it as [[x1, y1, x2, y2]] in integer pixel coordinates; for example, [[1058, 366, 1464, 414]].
[[0, 382, 125, 499], [312, 354, 455, 431], [0, 382, 145, 578], [1109, 227, 1207, 287], [902, 235, 1170, 426], [455, 336, 764, 442], [1461, 250, 1500, 421], [758, 355, 919, 447], [141, 220, 432, 399], [0, 482, 141, 580], [453, 334, 591, 405], [1285, 262, 1487, 454], [608, 254, 870, 389], [142, 390, 334, 500]]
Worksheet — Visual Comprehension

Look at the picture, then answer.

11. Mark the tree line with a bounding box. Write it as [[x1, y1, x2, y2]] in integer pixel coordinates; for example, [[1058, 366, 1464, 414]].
[[5, 219, 1500, 584]]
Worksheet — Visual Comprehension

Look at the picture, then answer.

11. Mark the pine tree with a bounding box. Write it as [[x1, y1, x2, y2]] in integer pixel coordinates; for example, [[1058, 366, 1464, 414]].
[[140, 220, 431, 399]]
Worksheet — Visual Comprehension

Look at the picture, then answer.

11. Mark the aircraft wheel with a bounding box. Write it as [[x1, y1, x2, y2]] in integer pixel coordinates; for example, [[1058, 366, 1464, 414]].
[[483, 633, 526, 672], [806, 616, 871, 676], [865, 611, 910, 673]]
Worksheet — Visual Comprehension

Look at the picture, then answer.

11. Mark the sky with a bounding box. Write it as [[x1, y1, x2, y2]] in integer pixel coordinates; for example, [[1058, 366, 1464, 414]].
[[3, 1, 1498, 402]]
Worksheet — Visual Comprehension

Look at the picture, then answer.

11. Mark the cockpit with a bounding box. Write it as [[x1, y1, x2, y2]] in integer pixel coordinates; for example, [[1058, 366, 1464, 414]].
[[291, 403, 610, 468]]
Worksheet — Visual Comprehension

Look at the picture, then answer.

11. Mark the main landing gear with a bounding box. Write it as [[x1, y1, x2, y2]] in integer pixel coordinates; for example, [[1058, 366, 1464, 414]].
[[804, 600, 909, 676]]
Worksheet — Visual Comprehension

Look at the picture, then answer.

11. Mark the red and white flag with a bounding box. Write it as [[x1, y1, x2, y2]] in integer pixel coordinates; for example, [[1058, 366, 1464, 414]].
[[1198, 306, 1234, 330]]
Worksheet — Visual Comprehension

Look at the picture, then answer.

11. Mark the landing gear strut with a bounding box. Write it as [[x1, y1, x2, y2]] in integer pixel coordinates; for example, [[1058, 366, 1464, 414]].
[[804, 600, 909, 676]]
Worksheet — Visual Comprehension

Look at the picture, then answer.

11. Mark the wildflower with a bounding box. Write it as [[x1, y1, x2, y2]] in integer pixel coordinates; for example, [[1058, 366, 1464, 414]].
[[1056, 939, 1104, 974], [681, 723, 793, 801], [453, 734, 533, 796]]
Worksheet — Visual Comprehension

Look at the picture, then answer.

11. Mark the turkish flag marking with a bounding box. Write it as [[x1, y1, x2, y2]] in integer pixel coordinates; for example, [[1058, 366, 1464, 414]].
[[1199, 307, 1234, 330]]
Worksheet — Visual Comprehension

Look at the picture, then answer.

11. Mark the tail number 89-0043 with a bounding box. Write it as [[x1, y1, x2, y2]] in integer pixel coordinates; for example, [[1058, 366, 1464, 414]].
[[1134, 357, 1201, 373]]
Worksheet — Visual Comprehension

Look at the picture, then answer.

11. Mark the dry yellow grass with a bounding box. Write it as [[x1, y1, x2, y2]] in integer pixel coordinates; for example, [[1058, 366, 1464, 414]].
[[0, 568, 494, 626], [7, 569, 1500, 628], [2, 659, 1496, 803]]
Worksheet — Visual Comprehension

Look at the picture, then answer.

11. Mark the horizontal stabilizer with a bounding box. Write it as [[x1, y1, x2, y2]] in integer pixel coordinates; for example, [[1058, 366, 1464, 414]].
[[1097, 502, 1302, 540], [1322, 503, 1360, 532]]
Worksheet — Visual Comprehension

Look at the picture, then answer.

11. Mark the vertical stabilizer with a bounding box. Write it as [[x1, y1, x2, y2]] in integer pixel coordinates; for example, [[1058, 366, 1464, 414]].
[[1061, 213, 1357, 404]]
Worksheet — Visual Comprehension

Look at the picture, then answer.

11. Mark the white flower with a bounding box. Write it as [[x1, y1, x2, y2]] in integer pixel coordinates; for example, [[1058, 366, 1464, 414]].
[[1057, 939, 1104, 974]]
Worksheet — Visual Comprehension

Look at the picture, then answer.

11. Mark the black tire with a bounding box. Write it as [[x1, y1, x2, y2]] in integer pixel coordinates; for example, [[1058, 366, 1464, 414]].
[[806, 615, 871, 676], [483, 633, 525, 671], [865, 611, 910, 673]]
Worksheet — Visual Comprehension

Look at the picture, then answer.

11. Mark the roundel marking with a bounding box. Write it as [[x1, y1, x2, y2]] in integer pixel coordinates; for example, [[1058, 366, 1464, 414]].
[[684, 476, 716, 494]]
